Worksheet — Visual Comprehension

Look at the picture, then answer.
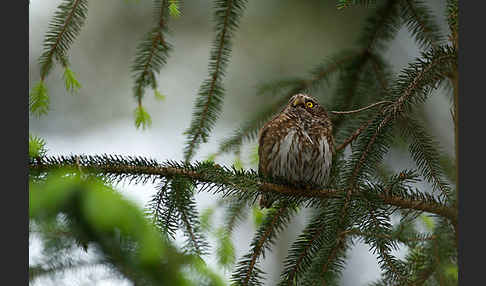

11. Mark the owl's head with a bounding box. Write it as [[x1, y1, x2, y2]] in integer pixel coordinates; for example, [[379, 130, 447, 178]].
[[285, 93, 329, 119]]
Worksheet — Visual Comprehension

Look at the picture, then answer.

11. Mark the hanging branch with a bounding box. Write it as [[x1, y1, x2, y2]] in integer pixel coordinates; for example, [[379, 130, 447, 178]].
[[231, 205, 297, 286], [400, 0, 443, 50], [277, 204, 334, 286], [170, 177, 209, 255], [183, 0, 248, 162], [131, 0, 172, 129], [39, 0, 88, 81], [358, 198, 409, 284], [400, 116, 452, 198], [30, 0, 89, 116]]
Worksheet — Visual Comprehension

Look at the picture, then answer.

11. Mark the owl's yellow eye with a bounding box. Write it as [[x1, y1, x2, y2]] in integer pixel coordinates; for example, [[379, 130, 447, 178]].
[[306, 102, 314, 108]]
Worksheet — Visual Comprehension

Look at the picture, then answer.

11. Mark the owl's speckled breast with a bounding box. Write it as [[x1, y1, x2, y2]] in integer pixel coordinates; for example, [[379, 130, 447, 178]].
[[268, 127, 332, 187]]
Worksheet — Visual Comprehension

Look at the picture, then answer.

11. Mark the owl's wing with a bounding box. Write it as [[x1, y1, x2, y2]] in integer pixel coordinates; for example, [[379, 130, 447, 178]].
[[257, 114, 285, 177], [257, 123, 270, 176]]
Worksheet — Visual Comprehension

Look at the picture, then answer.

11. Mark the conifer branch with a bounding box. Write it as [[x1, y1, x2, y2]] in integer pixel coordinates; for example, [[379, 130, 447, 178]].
[[131, 0, 172, 122], [277, 205, 333, 285], [315, 45, 456, 278], [246, 206, 286, 285], [150, 178, 208, 255], [39, 0, 88, 81], [29, 154, 457, 222], [369, 53, 392, 93], [232, 205, 296, 286], [224, 197, 250, 235], [184, 0, 247, 162], [400, 0, 443, 50], [400, 117, 452, 198], [363, 205, 408, 284]]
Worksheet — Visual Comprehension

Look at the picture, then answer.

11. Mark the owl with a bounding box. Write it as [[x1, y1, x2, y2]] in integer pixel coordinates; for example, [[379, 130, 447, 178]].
[[258, 93, 334, 208]]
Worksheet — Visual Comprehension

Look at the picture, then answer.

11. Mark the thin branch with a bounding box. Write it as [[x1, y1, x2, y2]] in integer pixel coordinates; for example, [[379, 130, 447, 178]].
[[331, 100, 393, 115]]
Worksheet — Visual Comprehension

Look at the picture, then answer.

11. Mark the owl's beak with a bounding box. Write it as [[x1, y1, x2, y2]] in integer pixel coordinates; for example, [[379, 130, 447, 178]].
[[292, 96, 306, 107]]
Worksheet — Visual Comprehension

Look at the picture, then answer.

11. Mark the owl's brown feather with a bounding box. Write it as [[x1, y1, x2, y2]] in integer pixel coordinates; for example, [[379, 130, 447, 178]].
[[258, 94, 334, 208]]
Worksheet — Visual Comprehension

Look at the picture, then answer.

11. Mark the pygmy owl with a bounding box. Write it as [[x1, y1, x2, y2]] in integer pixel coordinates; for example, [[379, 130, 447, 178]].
[[258, 93, 334, 208]]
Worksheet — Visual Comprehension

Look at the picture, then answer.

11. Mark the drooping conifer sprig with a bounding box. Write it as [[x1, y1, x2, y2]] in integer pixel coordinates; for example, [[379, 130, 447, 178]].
[[400, 0, 443, 50], [31, 0, 88, 116], [223, 196, 250, 235], [400, 116, 452, 198], [38, 0, 88, 81], [183, 0, 248, 162], [231, 204, 298, 286], [169, 177, 209, 255], [355, 193, 409, 284], [368, 216, 457, 286], [277, 203, 334, 286], [131, 0, 173, 129]]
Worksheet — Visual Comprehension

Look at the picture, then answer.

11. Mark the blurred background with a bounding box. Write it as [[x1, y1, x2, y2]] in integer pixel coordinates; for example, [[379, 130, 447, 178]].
[[29, 0, 453, 285]]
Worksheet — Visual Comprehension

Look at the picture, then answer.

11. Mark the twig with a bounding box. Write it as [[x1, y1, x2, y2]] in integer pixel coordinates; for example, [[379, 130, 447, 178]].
[[331, 100, 393, 115]]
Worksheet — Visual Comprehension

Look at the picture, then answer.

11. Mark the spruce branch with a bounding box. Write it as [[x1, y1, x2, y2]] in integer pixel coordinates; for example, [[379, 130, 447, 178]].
[[400, 116, 452, 198], [131, 0, 172, 127], [30, 171, 194, 285], [183, 0, 248, 162], [224, 196, 250, 235], [29, 154, 457, 222], [171, 177, 209, 256], [39, 0, 88, 81], [358, 201, 409, 284], [277, 204, 333, 286], [400, 0, 443, 50], [232, 205, 297, 286], [312, 43, 456, 275]]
